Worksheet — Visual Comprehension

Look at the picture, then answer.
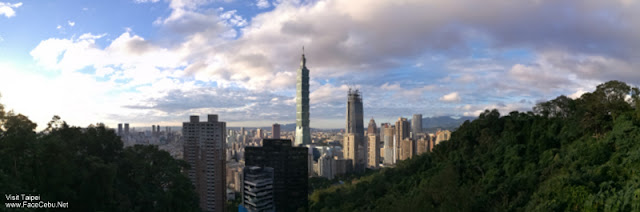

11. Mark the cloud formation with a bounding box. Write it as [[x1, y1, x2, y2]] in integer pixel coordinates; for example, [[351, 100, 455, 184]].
[[0, 2, 22, 18], [20, 0, 640, 129], [440, 92, 461, 102]]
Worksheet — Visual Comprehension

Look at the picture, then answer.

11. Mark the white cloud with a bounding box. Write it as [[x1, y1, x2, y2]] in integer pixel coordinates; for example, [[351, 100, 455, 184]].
[[56, 25, 62, 29], [0, 2, 22, 18], [256, 0, 270, 9], [440, 92, 461, 102], [68, 20, 75, 27]]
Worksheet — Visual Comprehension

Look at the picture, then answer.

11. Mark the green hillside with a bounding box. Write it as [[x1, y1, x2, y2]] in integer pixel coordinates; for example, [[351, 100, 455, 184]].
[[309, 80, 640, 212]]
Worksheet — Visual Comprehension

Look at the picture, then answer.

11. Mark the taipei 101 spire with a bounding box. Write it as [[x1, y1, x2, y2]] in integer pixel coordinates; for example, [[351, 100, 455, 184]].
[[295, 47, 311, 146]]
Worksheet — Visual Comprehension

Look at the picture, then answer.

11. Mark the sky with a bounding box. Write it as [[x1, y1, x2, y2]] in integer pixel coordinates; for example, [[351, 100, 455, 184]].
[[0, 0, 639, 130]]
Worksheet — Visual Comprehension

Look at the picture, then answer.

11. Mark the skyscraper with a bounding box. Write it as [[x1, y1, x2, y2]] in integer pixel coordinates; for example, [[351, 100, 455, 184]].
[[272, 123, 280, 139], [412, 114, 422, 139], [124, 123, 129, 135], [395, 117, 410, 162], [383, 126, 395, 165], [183, 115, 226, 212], [344, 88, 365, 172], [117, 123, 123, 136], [245, 139, 308, 212], [399, 138, 415, 161], [295, 50, 311, 146], [346, 89, 364, 138], [367, 118, 380, 168]]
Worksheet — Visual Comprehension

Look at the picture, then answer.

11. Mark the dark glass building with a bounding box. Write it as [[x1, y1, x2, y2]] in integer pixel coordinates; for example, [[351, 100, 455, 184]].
[[245, 139, 308, 212]]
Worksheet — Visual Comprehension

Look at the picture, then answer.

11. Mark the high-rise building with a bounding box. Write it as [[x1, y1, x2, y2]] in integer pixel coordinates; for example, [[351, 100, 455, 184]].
[[317, 151, 335, 180], [412, 114, 422, 139], [395, 117, 410, 162], [435, 130, 452, 146], [399, 138, 415, 161], [183, 115, 226, 212], [117, 123, 123, 136], [272, 123, 280, 139], [124, 123, 129, 135], [416, 137, 431, 155], [367, 118, 380, 168], [344, 89, 365, 172], [383, 126, 395, 165], [256, 128, 263, 139], [343, 133, 365, 172], [346, 89, 364, 138], [295, 51, 311, 146], [242, 166, 275, 212], [245, 139, 308, 212]]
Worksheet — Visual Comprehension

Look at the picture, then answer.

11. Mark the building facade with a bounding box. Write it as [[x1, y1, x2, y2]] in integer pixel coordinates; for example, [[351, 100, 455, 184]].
[[183, 114, 227, 212], [242, 166, 275, 212], [245, 139, 308, 212]]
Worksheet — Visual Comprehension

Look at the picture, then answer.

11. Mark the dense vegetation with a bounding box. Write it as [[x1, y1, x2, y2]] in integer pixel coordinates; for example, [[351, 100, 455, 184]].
[[0, 97, 200, 211], [310, 80, 640, 211]]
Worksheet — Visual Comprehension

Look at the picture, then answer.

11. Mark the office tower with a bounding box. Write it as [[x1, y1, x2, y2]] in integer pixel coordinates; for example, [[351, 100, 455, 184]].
[[399, 138, 415, 161], [241, 127, 245, 136], [318, 151, 335, 180], [272, 123, 280, 139], [367, 119, 380, 168], [346, 89, 364, 138], [124, 123, 129, 135], [256, 128, 263, 139], [416, 137, 430, 155], [395, 118, 410, 163], [245, 139, 308, 212], [344, 89, 365, 172], [412, 114, 422, 139], [157, 125, 161, 134], [383, 126, 395, 165], [435, 130, 452, 146], [183, 115, 226, 212], [295, 50, 311, 146], [343, 133, 363, 172], [242, 166, 275, 212], [117, 123, 123, 136]]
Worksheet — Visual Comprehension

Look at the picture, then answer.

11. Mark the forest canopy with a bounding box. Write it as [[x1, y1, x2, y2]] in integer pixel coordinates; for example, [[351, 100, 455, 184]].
[[0, 96, 200, 212], [309, 80, 640, 212]]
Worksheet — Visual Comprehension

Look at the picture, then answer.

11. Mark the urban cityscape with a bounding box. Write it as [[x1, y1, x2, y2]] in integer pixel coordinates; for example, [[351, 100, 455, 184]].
[[113, 53, 456, 211], [1, 0, 640, 212]]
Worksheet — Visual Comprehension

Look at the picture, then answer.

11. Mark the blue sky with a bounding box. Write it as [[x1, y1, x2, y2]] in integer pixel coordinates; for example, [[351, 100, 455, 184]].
[[0, 0, 639, 130]]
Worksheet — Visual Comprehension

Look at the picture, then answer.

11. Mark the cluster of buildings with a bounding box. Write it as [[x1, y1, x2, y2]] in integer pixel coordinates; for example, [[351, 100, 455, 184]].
[[116, 52, 454, 212]]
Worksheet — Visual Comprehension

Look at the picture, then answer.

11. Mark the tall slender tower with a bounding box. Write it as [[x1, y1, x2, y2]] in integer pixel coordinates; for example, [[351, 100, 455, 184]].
[[367, 118, 380, 168], [345, 89, 365, 172], [295, 49, 311, 146]]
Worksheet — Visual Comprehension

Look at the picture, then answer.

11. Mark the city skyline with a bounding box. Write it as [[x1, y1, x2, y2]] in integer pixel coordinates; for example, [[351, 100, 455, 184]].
[[1, 0, 639, 131]]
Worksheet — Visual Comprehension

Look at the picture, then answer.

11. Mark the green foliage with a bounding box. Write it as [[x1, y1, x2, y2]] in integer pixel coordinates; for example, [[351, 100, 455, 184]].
[[0, 97, 199, 212], [309, 80, 640, 212]]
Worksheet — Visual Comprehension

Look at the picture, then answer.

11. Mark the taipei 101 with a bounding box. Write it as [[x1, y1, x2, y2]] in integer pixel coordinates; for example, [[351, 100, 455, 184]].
[[0, 0, 639, 211]]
